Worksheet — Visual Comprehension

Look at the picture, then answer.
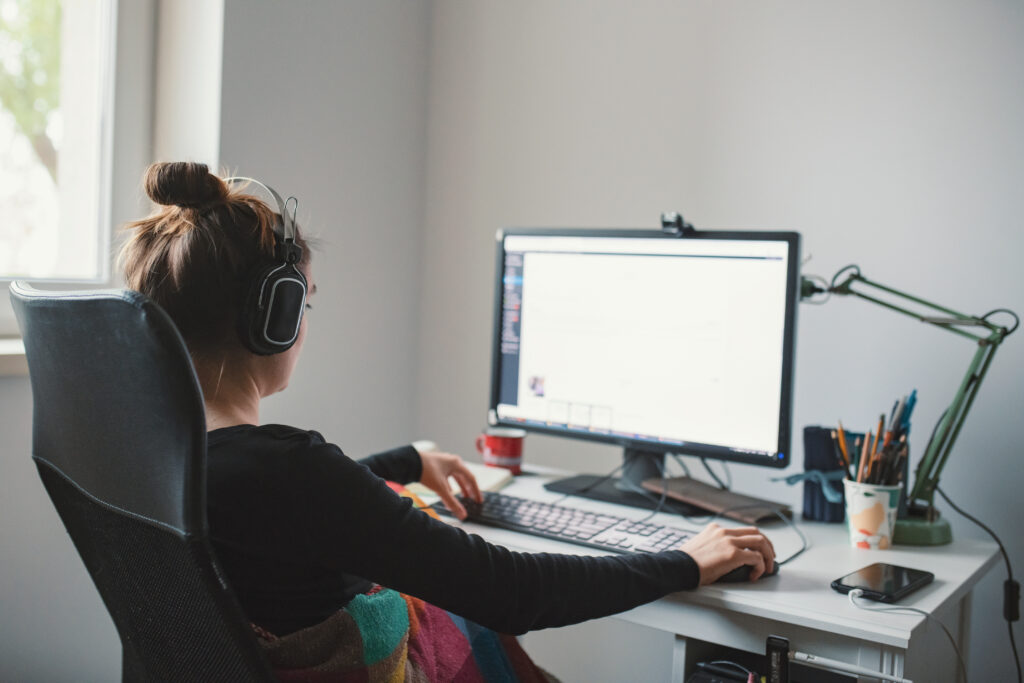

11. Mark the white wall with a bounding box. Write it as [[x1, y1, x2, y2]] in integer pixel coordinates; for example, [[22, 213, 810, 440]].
[[417, 1, 1024, 680], [218, 0, 432, 454]]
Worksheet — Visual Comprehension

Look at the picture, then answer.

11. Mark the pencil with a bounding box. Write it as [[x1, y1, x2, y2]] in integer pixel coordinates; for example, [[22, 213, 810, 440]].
[[857, 433, 871, 483], [831, 430, 853, 479], [837, 421, 850, 466]]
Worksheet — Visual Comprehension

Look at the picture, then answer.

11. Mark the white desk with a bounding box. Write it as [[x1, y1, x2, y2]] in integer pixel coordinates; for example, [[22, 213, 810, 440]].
[[452, 468, 999, 682]]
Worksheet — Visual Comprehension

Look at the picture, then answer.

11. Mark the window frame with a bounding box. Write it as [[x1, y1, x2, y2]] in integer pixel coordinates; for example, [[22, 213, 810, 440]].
[[1, 0, 134, 340]]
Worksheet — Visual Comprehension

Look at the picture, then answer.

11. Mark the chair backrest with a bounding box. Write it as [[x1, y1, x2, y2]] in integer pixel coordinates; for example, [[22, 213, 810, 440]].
[[10, 282, 274, 682]]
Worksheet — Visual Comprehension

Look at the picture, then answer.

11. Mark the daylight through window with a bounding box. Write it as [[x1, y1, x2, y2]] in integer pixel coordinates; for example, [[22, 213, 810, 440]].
[[0, 0, 113, 282]]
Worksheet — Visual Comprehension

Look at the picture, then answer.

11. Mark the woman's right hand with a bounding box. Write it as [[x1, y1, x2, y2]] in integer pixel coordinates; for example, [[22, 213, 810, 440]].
[[678, 522, 775, 585]]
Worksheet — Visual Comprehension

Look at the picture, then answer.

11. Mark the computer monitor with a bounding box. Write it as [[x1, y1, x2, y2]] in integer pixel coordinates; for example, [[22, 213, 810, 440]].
[[487, 228, 801, 509]]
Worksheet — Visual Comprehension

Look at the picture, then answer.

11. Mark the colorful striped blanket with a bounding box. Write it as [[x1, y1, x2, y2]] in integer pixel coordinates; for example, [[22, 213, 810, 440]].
[[251, 484, 555, 682]]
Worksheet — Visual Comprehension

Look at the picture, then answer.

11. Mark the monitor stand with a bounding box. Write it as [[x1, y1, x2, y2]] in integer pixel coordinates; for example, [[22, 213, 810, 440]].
[[543, 448, 707, 516]]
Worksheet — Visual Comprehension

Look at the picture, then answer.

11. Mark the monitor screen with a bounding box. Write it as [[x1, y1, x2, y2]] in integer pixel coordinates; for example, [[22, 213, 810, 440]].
[[488, 228, 800, 468]]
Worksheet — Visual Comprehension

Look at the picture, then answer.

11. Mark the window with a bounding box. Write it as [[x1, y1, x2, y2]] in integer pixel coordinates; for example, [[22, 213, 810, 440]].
[[0, 0, 115, 284]]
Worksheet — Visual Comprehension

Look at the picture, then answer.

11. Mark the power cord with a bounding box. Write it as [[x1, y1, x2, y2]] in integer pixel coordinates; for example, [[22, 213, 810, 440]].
[[708, 659, 755, 682], [707, 504, 809, 566], [634, 457, 671, 523], [550, 459, 677, 518], [701, 456, 730, 490], [549, 460, 626, 507], [847, 588, 967, 682], [669, 453, 692, 478], [936, 485, 1022, 683], [917, 405, 1022, 682]]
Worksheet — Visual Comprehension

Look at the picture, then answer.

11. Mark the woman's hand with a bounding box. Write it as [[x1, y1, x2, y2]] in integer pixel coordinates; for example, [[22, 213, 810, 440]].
[[678, 522, 776, 585], [418, 450, 483, 520]]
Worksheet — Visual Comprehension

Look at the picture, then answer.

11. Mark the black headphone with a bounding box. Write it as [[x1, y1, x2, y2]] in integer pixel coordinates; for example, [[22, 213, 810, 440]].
[[225, 177, 307, 356]]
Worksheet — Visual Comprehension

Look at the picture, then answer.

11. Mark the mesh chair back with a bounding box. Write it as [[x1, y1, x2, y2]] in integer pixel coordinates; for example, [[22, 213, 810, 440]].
[[10, 283, 274, 682]]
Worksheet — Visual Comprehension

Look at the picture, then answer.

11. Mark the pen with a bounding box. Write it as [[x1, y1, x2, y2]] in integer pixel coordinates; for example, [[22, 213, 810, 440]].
[[901, 390, 917, 434], [891, 394, 907, 439]]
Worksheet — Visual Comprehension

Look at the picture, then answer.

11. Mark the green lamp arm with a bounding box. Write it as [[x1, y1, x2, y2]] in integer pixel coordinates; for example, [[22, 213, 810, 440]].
[[804, 266, 1015, 519]]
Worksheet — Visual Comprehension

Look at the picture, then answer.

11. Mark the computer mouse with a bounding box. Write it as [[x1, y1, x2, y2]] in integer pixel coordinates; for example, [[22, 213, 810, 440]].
[[716, 560, 780, 584]]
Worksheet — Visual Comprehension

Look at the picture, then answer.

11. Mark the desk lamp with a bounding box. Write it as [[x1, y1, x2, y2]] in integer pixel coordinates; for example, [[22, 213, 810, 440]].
[[802, 266, 1017, 545]]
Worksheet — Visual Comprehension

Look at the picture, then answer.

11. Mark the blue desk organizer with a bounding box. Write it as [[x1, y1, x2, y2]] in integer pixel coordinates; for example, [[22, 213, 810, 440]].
[[802, 426, 857, 523]]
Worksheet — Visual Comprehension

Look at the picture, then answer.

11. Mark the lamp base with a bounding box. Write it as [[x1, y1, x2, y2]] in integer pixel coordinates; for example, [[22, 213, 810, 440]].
[[894, 511, 953, 546]]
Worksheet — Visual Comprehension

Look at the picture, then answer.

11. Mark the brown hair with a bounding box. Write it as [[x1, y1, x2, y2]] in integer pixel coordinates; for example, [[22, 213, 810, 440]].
[[120, 161, 309, 352]]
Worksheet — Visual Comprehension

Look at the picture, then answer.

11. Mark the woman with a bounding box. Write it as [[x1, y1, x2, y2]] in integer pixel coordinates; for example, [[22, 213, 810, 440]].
[[120, 162, 775, 679]]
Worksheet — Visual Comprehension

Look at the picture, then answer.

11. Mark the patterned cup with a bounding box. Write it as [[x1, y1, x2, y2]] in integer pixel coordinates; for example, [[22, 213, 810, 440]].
[[843, 479, 901, 549]]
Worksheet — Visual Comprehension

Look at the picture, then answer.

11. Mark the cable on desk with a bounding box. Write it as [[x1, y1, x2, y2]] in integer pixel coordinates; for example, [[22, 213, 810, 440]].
[[710, 504, 808, 566], [549, 460, 672, 518], [634, 457, 670, 523], [937, 485, 1022, 683], [847, 589, 967, 683], [701, 456, 730, 490], [709, 659, 754, 676], [669, 453, 692, 479], [548, 460, 626, 507]]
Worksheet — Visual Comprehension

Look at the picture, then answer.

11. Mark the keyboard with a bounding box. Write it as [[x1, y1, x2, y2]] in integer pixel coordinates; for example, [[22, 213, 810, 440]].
[[434, 491, 694, 554]]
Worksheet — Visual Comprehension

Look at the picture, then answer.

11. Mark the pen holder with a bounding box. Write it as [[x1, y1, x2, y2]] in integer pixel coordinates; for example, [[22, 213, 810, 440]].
[[801, 426, 859, 523], [844, 479, 901, 549]]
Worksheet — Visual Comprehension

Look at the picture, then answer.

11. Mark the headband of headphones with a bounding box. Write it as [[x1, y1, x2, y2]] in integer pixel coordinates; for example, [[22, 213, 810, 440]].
[[224, 176, 303, 264]]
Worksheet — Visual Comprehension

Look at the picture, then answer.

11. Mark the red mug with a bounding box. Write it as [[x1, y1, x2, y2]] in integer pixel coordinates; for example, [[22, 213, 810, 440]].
[[476, 428, 526, 475]]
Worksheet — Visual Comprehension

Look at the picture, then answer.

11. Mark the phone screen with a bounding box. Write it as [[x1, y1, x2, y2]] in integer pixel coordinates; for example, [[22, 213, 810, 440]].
[[832, 562, 934, 602]]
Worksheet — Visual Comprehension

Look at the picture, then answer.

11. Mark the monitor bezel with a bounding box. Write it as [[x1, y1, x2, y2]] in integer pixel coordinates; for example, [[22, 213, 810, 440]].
[[488, 226, 800, 469]]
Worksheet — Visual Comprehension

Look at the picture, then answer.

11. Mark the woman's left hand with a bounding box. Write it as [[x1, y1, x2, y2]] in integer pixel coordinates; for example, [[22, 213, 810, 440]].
[[419, 450, 483, 520]]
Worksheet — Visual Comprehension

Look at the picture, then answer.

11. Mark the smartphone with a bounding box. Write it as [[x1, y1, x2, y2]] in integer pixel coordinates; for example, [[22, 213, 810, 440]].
[[831, 562, 934, 603]]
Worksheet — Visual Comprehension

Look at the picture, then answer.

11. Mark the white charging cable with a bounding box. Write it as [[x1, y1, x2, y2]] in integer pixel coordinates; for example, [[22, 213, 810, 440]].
[[847, 588, 968, 682], [789, 650, 912, 683]]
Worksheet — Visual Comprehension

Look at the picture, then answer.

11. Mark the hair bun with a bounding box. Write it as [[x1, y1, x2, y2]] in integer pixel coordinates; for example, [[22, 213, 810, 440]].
[[144, 161, 228, 209]]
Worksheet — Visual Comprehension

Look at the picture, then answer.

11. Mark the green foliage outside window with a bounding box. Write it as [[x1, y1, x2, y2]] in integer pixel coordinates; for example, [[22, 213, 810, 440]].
[[0, 0, 62, 181]]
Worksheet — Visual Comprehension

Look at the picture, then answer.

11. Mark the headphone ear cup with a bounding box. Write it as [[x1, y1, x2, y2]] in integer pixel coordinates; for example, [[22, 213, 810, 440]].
[[239, 262, 307, 355]]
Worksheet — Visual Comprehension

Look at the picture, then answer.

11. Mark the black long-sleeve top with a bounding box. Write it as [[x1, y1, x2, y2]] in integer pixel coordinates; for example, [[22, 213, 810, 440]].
[[206, 424, 700, 636]]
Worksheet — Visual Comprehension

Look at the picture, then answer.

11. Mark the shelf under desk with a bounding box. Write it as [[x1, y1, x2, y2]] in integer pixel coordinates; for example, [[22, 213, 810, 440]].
[[447, 466, 999, 682]]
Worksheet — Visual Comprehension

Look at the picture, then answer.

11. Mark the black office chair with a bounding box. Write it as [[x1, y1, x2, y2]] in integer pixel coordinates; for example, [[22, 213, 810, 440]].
[[10, 282, 275, 682]]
